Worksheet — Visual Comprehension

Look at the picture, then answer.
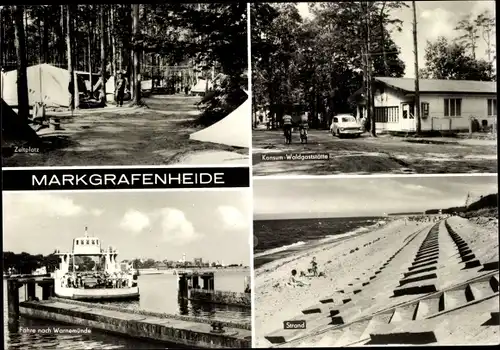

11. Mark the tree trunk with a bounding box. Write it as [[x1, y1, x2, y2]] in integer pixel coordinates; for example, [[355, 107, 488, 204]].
[[66, 5, 77, 110], [60, 5, 65, 67], [412, 1, 421, 134], [88, 6, 93, 91], [366, 2, 376, 137], [0, 7, 4, 69], [43, 9, 49, 63], [132, 4, 141, 104], [100, 5, 106, 104], [379, 3, 388, 76], [110, 5, 117, 81], [13, 5, 30, 119]]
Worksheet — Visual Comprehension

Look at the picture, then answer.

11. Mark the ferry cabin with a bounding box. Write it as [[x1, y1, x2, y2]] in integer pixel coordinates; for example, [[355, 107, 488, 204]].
[[353, 77, 497, 133]]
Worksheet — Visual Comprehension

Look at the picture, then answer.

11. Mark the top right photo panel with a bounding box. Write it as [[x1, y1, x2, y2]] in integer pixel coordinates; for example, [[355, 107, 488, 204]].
[[251, 1, 497, 177]]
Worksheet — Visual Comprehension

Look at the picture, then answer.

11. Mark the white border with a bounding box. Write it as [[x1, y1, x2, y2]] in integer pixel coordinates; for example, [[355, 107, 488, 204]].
[[247, 3, 256, 347]]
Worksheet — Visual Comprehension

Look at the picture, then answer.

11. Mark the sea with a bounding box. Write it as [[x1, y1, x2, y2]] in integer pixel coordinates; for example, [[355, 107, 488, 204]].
[[4, 269, 250, 349], [254, 216, 385, 269]]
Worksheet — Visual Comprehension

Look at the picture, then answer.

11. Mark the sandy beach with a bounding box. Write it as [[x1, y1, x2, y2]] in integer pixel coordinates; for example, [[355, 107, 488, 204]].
[[254, 214, 497, 347]]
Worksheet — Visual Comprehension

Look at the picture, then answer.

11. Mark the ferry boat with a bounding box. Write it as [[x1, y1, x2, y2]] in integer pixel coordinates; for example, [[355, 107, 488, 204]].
[[52, 227, 140, 301]]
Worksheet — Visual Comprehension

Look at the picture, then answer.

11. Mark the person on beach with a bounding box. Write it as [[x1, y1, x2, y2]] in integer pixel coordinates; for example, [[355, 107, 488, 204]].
[[288, 269, 310, 287], [310, 257, 318, 277]]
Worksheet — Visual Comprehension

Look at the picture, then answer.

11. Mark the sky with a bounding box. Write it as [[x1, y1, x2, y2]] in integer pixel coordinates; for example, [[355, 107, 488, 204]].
[[297, 1, 496, 78], [254, 175, 498, 219], [3, 190, 251, 265]]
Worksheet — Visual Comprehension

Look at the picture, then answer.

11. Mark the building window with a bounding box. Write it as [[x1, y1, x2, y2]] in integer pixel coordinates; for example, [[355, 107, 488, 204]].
[[487, 99, 497, 116], [444, 98, 462, 117], [421, 102, 429, 118], [375, 107, 399, 123]]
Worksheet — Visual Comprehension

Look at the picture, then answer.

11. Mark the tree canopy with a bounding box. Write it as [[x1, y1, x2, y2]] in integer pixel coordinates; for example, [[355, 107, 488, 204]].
[[419, 36, 494, 81], [251, 2, 406, 129]]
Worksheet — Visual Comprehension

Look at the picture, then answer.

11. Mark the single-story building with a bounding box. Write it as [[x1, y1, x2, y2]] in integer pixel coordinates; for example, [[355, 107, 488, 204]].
[[352, 77, 497, 133]]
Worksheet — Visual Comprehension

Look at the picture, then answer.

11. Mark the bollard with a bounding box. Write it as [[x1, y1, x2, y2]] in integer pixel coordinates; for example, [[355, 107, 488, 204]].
[[7, 279, 20, 332]]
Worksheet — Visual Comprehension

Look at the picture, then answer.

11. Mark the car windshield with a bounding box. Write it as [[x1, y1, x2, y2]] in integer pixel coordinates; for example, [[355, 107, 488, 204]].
[[341, 116, 355, 123]]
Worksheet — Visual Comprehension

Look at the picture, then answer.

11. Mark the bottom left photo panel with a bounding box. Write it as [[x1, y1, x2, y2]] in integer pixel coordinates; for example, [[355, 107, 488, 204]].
[[3, 190, 252, 349]]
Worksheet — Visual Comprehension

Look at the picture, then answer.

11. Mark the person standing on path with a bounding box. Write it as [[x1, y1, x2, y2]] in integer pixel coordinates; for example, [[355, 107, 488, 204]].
[[115, 72, 127, 107]]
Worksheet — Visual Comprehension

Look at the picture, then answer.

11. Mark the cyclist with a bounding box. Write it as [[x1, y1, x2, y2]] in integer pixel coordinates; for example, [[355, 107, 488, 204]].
[[282, 113, 293, 143]]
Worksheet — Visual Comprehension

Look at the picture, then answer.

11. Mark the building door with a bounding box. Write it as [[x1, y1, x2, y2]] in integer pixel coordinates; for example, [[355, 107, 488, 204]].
[[401, 102, 416, 131]]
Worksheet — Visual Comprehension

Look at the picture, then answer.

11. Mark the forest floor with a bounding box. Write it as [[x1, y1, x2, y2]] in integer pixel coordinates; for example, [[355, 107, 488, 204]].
[[3, 95, 248, 167], [252, 129, 497, 176]]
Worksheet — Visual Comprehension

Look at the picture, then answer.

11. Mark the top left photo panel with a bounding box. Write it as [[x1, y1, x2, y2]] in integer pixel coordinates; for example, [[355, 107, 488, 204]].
[[1, 4, 250, 168]]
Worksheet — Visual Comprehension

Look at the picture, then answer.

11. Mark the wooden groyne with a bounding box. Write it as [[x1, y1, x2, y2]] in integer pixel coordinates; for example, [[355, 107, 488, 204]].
[[7, 277, 251, 348]]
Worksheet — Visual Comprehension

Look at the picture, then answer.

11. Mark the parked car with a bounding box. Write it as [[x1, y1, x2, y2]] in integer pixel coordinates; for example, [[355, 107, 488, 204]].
[[330, 114, 364, 138]]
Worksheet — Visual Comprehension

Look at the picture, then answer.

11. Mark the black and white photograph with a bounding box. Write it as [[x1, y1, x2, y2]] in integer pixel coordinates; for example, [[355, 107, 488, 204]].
[[3, 190, 252, 348], [253, 175, 499, 347], [251, 1, 497, 176], [1, 4, 250, 167]]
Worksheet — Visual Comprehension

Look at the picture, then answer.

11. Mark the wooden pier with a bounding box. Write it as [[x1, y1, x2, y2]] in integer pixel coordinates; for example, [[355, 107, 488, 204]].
[[7, 276, 251, 348]]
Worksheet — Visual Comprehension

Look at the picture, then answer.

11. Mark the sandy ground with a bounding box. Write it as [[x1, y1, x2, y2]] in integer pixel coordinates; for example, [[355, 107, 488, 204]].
[[253, 214, 495, 347], [252, 129, 497, 176], [3, 95, 248, 167], [254, 218, 427, 347]]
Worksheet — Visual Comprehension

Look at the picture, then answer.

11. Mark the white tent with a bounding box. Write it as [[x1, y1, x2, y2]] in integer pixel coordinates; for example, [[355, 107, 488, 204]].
[[0, 64, 72, 108], [191, 79, 212, 94], [189, 95, 250, 148]]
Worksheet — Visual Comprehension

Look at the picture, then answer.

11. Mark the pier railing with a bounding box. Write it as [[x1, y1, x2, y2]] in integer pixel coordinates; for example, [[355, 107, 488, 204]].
[[50, 297, 251, 330]]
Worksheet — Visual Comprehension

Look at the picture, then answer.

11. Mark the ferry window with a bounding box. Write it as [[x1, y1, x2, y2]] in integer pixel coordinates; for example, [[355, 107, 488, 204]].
[[86, 240, 89, 244], [76, 240, 79, 245], [92, 240, 95, 245]]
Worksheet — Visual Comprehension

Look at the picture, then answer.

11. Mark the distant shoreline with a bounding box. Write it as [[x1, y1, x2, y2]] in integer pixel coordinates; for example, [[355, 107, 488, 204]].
[[254, 218, 390, 269]]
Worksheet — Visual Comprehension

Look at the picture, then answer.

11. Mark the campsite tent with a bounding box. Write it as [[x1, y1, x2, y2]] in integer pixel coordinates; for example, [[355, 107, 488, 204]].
[[189, 94, 250, 148], [0, 64, 84, 108]]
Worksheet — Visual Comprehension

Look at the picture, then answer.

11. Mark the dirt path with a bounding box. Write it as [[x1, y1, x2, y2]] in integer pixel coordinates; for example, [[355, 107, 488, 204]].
[[252, 130, 497, 176], [3, 95, 248, 167]]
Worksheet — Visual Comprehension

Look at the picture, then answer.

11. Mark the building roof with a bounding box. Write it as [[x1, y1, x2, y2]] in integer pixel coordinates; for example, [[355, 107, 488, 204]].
[[375, 77, 496, 94]]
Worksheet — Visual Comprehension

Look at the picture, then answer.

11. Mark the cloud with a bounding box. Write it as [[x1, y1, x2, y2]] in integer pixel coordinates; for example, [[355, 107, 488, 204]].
[[217, 205, 248, 231], [4, 193, 85, 218], [420, 8, 455, 40], [159, 208, 200, 244], [120, 209, 150, 234], [91, 209, 104, 217]]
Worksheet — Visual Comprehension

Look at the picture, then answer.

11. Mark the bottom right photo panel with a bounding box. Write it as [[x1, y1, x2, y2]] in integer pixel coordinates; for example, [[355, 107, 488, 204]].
[[253, 175, 499, 348]]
